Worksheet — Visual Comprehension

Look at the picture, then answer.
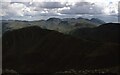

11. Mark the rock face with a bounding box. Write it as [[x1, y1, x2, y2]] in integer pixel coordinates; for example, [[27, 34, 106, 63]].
[[2, 26, 119, 73]]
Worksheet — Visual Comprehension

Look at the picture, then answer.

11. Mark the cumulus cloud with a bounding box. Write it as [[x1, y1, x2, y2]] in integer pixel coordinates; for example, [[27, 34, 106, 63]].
[[38, 2, 65, 9], [1, 2, 63, 20], [60, 2, 103, 14], [2, 3, 27, 17], [1, 0, 119, 22]]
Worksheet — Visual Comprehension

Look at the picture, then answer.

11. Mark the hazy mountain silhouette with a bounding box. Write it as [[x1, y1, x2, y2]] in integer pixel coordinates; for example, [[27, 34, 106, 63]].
[[2, 26, 119, 74]]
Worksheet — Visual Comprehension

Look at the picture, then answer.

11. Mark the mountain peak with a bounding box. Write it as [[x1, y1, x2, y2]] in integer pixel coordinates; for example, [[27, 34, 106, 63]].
[[47, 17, 61, 22], [90, 18, 105, 24]]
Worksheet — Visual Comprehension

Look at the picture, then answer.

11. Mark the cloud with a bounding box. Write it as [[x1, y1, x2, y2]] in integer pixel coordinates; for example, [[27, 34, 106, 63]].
[[60, 2, 104, 15], [1, 1, 119, 22], [38, 2, 65, 9], [1, 2, 42, 17], [103, 2, 118, 16], [0, 0, 11, 2]]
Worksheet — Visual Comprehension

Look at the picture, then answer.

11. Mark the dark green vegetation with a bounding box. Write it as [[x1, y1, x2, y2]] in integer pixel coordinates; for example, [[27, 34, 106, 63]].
[[2, 23, 120, 75]]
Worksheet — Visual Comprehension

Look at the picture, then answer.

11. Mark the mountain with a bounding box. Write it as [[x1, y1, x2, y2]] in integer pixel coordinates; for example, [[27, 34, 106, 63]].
[[90, 18, 105, 25], [1, 20, 31, 33], [2, 26, 119, 74], [1, 17, 105, 34], [70, 23, 120, 43], [46, 17, 61, 23], [62, 17, 98, 27]]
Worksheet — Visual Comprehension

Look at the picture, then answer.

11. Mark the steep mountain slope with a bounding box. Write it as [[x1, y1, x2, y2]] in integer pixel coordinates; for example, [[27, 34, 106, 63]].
[[2, 26, 119, 74], [70, 23, 120, 43]]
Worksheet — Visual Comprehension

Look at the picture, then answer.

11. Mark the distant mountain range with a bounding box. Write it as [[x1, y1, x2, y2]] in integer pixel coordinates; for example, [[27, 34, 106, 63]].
[[2, 23, 119, 74], [1, 17, 105, 34]]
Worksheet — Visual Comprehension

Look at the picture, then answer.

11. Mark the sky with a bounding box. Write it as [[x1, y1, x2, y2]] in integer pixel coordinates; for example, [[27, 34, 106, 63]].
[[0, 0, 120, 22]]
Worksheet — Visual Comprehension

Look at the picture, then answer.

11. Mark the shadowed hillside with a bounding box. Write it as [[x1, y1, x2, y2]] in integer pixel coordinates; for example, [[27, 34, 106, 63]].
[[2, 26, 119, 74], [70, 23, 120, 43]]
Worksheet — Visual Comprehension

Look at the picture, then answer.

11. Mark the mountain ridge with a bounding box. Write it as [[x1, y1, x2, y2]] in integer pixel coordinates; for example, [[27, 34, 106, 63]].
[[70, 23, 120, 43], [1, 17, 105, 33], [2, 25, 119, 73]]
